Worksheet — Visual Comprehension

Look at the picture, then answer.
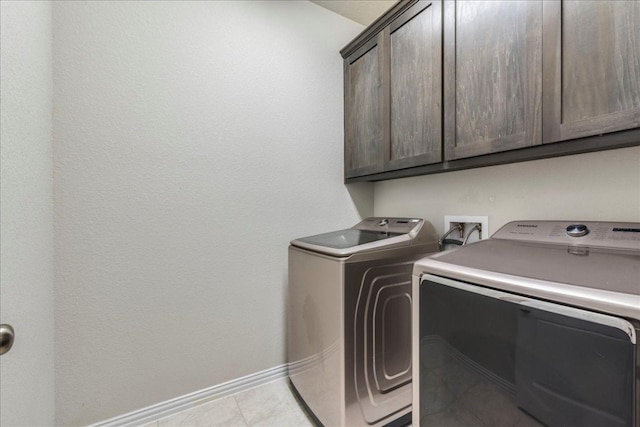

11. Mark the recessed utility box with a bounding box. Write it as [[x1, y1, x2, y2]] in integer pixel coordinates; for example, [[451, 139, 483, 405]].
[[444, 215, 489, 245]]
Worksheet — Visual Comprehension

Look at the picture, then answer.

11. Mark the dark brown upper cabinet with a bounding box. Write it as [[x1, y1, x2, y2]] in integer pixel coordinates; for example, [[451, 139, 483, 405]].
[[344, 34, 385, 178], [342, 0, 442, 179], [542, 0, 640, 143], [341, 0, 639, 183], [444, 0, 543, 161], [388, 1, 443, 170]]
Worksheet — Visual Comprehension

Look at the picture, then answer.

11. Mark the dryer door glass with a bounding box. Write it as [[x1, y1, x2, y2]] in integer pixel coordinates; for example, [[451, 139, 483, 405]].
[[418, 276, 635, 427]]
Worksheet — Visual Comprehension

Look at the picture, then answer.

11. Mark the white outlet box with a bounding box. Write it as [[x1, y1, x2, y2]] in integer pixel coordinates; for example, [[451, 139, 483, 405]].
[[444, 215, 489, 245]]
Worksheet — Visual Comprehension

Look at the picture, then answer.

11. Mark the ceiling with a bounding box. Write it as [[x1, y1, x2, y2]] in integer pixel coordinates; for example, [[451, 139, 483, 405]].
[[311, 0, 398, 26]]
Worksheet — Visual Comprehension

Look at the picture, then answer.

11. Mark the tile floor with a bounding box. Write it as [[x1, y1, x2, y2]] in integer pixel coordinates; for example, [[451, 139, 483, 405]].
[[141, 378, 316, 427]]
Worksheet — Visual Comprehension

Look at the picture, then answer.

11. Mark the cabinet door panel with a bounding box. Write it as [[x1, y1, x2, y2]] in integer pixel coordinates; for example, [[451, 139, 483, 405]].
[[388, 0, 442, 169], [543, 0, 640, 143], [345, 39, 384, 178], [445, 0, 543, 160]]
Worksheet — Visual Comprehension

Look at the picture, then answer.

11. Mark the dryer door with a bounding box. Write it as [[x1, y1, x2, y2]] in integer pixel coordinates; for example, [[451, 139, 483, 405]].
[[416, 274, 636, 427]]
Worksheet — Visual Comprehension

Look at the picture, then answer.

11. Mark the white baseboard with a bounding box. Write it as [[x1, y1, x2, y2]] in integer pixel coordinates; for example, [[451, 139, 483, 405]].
[[90, 364, 289, 427]]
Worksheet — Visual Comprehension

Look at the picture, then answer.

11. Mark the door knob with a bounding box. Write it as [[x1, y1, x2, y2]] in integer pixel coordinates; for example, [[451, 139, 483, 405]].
[[0, 324, 15, 355]]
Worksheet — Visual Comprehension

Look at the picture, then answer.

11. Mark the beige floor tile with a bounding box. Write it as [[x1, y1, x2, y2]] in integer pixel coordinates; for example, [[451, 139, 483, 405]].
[[158, 395, 248, 427], [234, 379, 314, 427]]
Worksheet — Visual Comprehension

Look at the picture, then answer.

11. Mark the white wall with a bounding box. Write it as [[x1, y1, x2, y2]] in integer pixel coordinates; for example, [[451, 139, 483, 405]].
[[52, 2, 367, 425], [374, 146, 640, 235], [0, 1, 55, 426]]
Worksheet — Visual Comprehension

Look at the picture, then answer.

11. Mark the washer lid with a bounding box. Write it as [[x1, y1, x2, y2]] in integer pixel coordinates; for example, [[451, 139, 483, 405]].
[[290, 217, 425, 257], [291, 229, 410, 257], [294, 229, 402, 249]]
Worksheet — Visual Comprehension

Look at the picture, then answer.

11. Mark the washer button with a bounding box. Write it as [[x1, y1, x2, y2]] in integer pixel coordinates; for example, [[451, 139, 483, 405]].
[[566, 224, 589, 237]]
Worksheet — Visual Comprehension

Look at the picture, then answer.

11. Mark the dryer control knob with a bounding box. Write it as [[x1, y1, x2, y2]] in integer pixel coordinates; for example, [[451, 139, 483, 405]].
[[566, 224, 589, 237], [378, 219, 389, 226]]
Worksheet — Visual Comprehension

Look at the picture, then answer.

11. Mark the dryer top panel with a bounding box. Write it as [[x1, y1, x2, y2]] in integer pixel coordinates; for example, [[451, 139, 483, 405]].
[[492, 220, 640, 251], [291, 217, 433, 257], [414, 220, 640, 321]]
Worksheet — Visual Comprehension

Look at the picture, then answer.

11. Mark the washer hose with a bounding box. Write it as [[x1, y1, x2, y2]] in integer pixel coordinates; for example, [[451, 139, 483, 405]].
[[438, 224, 464, 250], [462, 224, 482, 245]]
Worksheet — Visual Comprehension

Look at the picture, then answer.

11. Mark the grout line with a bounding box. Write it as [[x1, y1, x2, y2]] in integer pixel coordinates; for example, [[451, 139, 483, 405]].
[[233, 395, 251, 427]]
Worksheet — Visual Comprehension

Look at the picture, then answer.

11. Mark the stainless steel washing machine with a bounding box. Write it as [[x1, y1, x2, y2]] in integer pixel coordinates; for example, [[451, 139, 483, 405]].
[[412, 220, 640, 427], [288, 217, 438, 427]]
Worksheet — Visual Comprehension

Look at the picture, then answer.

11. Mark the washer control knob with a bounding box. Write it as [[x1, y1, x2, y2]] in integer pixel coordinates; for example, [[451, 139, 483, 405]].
[[378, 219, 389, 227], [566, 224, 589, 237]]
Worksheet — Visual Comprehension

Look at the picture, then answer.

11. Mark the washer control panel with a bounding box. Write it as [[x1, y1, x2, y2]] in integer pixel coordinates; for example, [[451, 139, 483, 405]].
[[355, 217, 422, 234], [492, 221, 640, 250]]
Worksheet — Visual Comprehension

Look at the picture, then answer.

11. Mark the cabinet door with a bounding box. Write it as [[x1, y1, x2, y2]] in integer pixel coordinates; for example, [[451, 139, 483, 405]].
[[543, 1, 640, 143], [344, 35, 385, 179], [387, 0, 442, 170], [444, 0, 543, 161]]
